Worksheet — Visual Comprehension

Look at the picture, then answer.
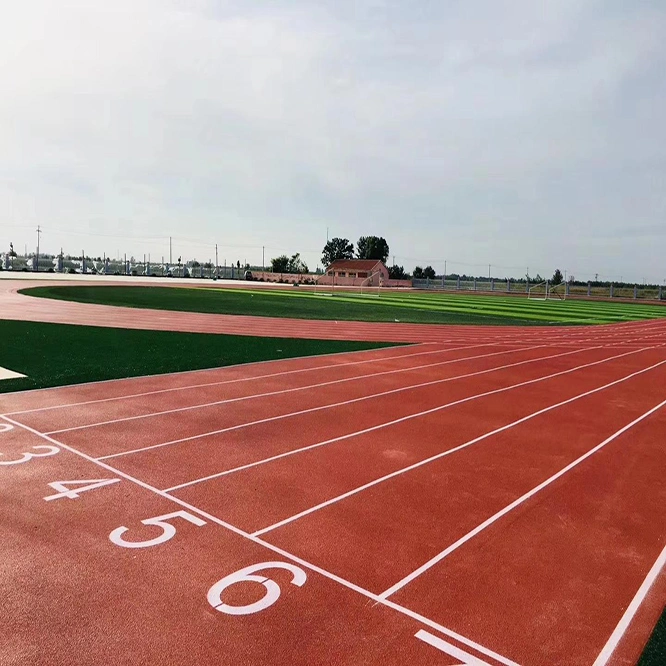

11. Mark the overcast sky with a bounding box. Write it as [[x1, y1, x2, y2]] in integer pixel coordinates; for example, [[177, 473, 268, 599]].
[[1, 0, 665, 281]]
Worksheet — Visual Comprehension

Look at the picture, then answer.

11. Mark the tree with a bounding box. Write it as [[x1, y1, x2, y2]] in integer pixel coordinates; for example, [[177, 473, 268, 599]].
[[388, 265, 409, 279], [322, 237, 354, 267], [413, 266, 424, 278], [356, 236, 389, 263], [288, 253, 308, 274], [271, 253, 309, 274], [552, 268, 563, 285], [423, 265, 436, 279], [271, 255, 290, 273]]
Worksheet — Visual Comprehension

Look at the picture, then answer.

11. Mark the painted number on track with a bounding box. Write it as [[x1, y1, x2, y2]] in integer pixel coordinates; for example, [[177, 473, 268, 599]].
[[44, 479, 120, 501], [0, 444, 59, 466], [207, 562, 307, 616], [109, 511, 206, 549]]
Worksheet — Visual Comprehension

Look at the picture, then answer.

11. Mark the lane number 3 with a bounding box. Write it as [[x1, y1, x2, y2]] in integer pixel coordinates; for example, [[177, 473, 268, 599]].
[[207, 562, 307, 616], [0, 444, 59, 466]]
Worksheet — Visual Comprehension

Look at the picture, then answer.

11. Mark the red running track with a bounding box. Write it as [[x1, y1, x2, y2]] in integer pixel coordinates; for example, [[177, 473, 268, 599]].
[[2, 277, 666, 343], [2, 331, 666, 665]]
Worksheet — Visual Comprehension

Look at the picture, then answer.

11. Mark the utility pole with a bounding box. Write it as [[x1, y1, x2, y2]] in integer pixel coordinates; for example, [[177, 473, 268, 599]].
[[326, 227, 329, 242], [169, 236, 172, 264], [215, 244, 218, 277], [444, 259, 447, 278], [488, 263, 491, 279], [262, 246, 265, 272], [35, 225, 42, 272]]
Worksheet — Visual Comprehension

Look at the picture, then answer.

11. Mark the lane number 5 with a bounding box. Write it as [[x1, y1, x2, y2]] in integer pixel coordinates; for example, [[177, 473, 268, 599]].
[[109, 511, 206, 549], [207, 562, 307, 616]]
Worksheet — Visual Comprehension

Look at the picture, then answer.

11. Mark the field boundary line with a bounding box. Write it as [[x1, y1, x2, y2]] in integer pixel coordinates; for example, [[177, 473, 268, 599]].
[[591, 543, 666, 666], [1, 415, 519, 666], [47, 345, 544, 434], [5, 342, 457, 415], [250, 356, 666, 538], [380, 395, 666, 599], [102, 345, 591, 463]]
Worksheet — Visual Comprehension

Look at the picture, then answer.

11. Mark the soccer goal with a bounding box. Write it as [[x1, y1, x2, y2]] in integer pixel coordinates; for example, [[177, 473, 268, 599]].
[[528, 281, 548, 300], [359, 272, 382, 297], [547, 282, 567, 300], [313, 272, 335, 296]]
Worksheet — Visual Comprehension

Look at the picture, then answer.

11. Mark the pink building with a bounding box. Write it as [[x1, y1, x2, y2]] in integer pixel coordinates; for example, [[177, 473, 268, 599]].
[[320, 259, 389, 286]]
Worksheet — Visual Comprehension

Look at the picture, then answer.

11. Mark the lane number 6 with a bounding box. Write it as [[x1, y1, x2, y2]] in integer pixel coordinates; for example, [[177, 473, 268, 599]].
[[207, 562, 307, 616]]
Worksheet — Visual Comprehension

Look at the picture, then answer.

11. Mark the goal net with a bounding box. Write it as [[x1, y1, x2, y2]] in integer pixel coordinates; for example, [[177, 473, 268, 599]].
[[528, 281, 548, 300], [359, 271, 382, 297], [547, 282, 567, 301], [313, 272, 335, 296]]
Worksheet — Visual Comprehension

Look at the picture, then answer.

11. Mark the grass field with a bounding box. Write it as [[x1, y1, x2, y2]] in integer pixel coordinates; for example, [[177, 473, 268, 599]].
[[0, 320, 394, 394], [639, 609, 665, 666], [20, 285, 666, 326]]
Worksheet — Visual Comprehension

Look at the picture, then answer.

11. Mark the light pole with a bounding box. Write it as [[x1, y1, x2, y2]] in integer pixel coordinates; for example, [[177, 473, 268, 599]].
[[35, 225, 42, 272]]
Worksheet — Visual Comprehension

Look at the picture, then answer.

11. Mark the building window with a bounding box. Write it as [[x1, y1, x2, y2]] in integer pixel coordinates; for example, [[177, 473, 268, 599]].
[[358, 272, 368, 278], [349, 272, 356, 278], [337, 272, 346, 277]]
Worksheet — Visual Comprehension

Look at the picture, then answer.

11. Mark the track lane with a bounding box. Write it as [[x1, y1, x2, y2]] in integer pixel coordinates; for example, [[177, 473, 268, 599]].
[[164, 348, 664, 532], [25, 344, 517, 434], [89, 347, 625, 487], [385, 401, 666, 666], [43, 345, 587, 460]]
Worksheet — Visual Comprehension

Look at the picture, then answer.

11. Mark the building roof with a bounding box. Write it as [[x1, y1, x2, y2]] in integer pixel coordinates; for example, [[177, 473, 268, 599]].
[[326, 259, 385, 271]]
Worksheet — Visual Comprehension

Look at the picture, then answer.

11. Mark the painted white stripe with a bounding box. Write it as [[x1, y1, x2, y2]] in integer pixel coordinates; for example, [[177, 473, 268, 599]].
[[100, 344, 582, 462], [0, 366, 26, 381], [251, 357, 666, 538], [415, 629, 495, 665], [380, 395, 666, 599], [5, 342, 462, 415], [591, 543, 666, 666], [46, 344, 540, 434], [2, 416, 519, 666]]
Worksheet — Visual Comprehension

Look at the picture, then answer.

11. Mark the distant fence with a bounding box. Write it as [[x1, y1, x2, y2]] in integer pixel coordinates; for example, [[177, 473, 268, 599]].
[[412, 277, 665, 301]]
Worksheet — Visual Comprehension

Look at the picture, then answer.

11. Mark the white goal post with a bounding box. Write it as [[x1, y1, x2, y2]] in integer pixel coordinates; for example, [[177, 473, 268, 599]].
[[528, 280, 548, 300]]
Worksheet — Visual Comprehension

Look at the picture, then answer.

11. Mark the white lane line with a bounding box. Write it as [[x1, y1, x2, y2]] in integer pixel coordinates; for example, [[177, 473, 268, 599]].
[[2, 416, 519, 666], [164, 346, 640, 492], [592, 543, 666, 666], [251, 356, 666, 538], [46, 345, 542, 435], [415, 630, 495, 665], [106, 346, 592, 464], [8, 342, 470, 416], [380, 395, 666, 599]]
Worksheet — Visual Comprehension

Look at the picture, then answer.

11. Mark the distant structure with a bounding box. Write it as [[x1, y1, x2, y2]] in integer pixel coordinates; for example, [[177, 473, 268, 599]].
[[320, 259, 389, 286]]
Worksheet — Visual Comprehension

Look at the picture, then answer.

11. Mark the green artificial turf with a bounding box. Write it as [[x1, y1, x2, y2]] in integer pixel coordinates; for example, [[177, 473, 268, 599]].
[[0, 320, 395, 394], [20, 284, 666, 326], [639, 608, 666, 666]]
